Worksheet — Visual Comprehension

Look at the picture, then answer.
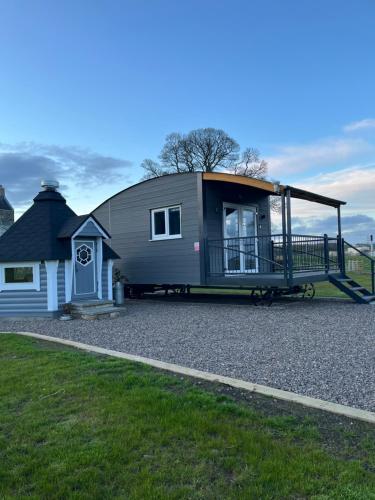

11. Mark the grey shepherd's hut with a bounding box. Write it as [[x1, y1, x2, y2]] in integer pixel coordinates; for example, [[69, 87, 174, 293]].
[[92, 171, 375, 304], [0, 181, 119, 317]]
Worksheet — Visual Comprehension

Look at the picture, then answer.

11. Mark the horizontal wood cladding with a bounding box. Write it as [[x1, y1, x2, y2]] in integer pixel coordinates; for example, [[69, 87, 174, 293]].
[[93, 174, 201, 285], [57, 262, 65, 306], [102, 261, 108, 299], [0, 263, 48, 314]]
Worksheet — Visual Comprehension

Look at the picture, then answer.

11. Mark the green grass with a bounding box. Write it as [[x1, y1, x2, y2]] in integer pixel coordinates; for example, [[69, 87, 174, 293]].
[[1, 334, 375, 499], [315, 273, 373, 299]]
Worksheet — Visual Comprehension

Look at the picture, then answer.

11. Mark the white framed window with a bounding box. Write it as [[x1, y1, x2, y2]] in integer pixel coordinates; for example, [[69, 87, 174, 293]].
[[151, 205, 182, 240], [0, 262, 41, 291]]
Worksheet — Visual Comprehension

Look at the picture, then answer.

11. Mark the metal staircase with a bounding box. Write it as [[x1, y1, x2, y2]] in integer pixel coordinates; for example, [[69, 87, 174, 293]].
[[329, 275, 375, 304], [329, 240, 375, 304]]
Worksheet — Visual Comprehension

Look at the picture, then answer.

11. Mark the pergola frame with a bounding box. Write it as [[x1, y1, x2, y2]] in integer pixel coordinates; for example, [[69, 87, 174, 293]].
[[279, 185, 346, 285]]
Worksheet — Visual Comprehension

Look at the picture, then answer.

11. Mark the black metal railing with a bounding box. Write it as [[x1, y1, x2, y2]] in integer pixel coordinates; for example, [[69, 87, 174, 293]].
[[206, 233, 341, 278], [342, 240, 375, 294], [207, 234, 283, 277], [288, 235, 340, 273]]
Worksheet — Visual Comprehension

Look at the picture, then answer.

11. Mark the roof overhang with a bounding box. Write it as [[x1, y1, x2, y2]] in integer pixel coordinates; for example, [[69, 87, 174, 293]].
[[281, 185, 346, 208], [202, 172, 278, 194], [71, 216, 111, 239], [202, 172, 346, 208], [58, 214, 111, 239]]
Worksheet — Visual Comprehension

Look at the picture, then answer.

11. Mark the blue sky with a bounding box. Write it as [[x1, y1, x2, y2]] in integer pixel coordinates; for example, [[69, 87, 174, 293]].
[[1, 0, 375, 241]]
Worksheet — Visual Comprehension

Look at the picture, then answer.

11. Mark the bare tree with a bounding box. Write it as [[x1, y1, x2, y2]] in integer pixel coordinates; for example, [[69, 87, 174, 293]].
[[183, 128, 240, 172], [159, 133, 185, 173], [144, 128, 240, 176], [230, 148, 268, 179], [141, 128, 280, 211], [141, 159, 168, 180], [270, 195, 281, 213], [230, 148, 281, 213]]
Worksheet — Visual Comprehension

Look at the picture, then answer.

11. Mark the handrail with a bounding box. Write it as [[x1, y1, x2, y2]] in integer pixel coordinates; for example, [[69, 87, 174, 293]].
[[206, 235, 375, 286], [208, 234, 338, 243], [343, 239, 375, 294], [215, 234, 283, 242], [290, 246, 338, 265], [344, 240, 375, 260], [206, 233, 340, 277], [208, 243, 285, 269]]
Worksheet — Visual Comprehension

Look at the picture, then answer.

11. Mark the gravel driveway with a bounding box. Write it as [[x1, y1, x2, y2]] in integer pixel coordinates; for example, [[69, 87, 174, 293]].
[[1, 297, 374, 411]]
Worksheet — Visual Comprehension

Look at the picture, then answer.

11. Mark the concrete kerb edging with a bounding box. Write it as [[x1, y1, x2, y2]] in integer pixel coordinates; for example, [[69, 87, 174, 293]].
[[3, 331, 375, 425]]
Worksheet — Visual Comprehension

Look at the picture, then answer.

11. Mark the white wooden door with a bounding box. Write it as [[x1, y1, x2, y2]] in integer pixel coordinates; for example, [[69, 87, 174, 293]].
[[223, 204, 258, 273]]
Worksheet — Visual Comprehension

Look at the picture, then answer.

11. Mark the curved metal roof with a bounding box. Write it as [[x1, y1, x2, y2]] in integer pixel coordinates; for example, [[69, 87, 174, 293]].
[[93, 171, 346, 211]]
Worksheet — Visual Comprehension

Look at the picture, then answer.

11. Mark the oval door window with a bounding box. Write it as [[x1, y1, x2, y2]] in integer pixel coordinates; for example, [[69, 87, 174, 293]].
[[76, 244, 92, 266]]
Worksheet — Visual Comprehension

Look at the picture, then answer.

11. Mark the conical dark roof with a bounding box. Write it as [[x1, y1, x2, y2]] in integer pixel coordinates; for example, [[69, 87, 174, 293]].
[[0, 196, 13, 211], [0, 189, 118, 263], [0, 186, 13, 211]]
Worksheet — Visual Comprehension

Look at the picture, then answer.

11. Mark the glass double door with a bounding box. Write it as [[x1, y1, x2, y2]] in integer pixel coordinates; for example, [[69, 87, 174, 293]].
[[223, 204, 258, 273]]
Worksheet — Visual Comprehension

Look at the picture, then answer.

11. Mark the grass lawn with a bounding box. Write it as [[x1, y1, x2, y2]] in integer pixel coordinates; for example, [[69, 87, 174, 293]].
[[1, 334, 375, 499], [314, 273, 373, 299]]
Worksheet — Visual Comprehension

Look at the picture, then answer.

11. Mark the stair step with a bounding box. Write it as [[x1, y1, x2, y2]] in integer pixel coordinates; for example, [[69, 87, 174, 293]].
[[70, 304, 116, 312], [362, 295, 375, 301], [350, 287, 366, 291], [70, 306, 116, 314], [66, 299, 120, 319], [79, 310, 120, 320], [70, 300, 114, 308]]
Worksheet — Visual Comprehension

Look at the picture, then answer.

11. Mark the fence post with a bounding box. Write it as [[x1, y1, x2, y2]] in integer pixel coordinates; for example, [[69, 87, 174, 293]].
[[341, 238, 346, 275], [337, 235, 342, 273], [372, 260, 375, 295], [323, 234, 329, 273]]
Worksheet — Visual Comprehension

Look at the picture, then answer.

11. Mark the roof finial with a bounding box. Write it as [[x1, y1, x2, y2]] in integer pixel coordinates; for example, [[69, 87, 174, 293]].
[[41, 180, 59, 191]]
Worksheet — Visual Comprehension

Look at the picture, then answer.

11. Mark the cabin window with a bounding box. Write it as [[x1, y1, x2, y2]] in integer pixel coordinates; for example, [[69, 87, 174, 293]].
[[151, 206, 182, 240], [5, 266, 33, 283], [0, 262, 41, 291]]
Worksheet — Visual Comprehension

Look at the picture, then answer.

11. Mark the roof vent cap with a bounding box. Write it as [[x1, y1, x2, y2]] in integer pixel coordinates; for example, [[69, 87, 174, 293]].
[[41, 180, 59, 191]]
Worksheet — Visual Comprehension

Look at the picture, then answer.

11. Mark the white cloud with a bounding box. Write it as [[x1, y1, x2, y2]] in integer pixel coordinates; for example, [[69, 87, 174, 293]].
[[272, 164, 375, 233], [270, 163, 375, 241], [343, 118, 375, 133], [266, 137, 372, 176], [0, 142, 133, 215], [265, 122, 375, 241], [292, 214, 375, 244], [296, 165, 375, 210]]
